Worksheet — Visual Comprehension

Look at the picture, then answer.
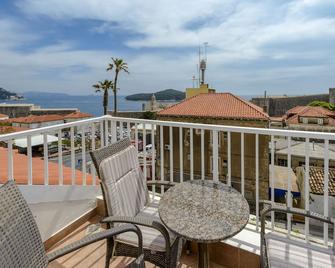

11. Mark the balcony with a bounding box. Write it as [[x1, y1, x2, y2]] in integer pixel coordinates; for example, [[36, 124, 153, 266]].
[[0, 115, 334, 267]]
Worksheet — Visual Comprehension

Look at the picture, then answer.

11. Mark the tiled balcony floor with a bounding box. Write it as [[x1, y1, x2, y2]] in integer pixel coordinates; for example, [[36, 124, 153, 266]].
[[47, 216, 223, 268]]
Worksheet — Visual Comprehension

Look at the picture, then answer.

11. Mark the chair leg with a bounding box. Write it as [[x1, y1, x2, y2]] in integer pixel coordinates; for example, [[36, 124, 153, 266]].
[[105, 238, 113, 268]]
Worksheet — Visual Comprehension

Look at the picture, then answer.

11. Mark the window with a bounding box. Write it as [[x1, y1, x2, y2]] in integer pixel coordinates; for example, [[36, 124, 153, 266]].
[[277, 159, 287, 166], [317, 118, 323, 125], [302, 117, 308, 124]]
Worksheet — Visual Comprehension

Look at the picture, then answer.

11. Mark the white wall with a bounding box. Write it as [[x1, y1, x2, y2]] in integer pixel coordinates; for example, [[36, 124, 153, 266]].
[[310, 194, 335, 227]]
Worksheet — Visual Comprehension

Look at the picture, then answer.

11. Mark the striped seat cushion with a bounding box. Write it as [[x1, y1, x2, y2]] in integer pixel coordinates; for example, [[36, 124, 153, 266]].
[[99, 146, 148, 217], [116, 199, 177, 252], [265, 233, 335, 268]]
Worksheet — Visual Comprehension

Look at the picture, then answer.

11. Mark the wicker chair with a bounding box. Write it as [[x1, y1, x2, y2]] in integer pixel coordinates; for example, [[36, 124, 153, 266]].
[[0, 180, 145, 268], [90, 138, 182, 268], [260, 200, 335, 268]]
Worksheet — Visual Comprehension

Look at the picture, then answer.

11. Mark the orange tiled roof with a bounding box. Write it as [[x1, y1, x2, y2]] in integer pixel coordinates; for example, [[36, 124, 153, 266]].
[[308, 167, 335, 196], [157, 93, 269, 120], [0, 147, 94, 185], [64, 111, 94, 119], [0, 126, 29, 134], [284, 106, 335, 125], [7, 114, 64, 124], [0, 113, 8, 118]]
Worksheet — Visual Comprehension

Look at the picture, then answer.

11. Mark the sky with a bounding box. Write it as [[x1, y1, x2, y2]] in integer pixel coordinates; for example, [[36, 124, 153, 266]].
[[0, 0, 334, 96]]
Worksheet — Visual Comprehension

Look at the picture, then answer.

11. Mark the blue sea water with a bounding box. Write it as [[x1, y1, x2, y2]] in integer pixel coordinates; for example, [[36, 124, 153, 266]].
[[4, 94, 144, 116], [2, 92, 256, 117]]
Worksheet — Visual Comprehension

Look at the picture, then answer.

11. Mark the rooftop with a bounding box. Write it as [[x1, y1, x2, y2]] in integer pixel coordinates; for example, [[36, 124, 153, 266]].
[[297, 166, 335, 196], [0, 147, 92, 185], [8, 114, 64, 124], [284, 106, 335, 125], [157, 93, 269, 120], [64, 111, 94, 119], [0, 125, 29, 134]]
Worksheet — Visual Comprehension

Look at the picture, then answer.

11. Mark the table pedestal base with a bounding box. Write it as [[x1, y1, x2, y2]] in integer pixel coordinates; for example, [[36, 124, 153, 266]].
[[198, 243, 209, 268]]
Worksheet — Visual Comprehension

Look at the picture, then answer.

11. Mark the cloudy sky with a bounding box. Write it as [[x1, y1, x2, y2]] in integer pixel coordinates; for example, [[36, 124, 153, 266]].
[[0, 0, 334, 96]]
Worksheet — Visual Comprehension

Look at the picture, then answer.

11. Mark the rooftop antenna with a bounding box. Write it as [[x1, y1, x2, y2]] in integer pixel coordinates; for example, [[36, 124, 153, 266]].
[[198, 45, 201, 87], [204, 42, 208, 62], [192, 75, 197, 88]]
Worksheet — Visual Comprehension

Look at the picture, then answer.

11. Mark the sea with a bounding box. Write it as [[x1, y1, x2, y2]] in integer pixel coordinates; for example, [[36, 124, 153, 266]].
[[2, 92, 256, 117], [3, 94, 144, 116]]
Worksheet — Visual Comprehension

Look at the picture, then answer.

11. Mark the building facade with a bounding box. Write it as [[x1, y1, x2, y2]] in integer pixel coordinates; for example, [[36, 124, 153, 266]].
[[157, 93, 270, 205]]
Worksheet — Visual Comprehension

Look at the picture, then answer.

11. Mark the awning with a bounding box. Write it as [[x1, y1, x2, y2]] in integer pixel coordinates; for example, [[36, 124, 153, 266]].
[[14, 134, 58, 148]]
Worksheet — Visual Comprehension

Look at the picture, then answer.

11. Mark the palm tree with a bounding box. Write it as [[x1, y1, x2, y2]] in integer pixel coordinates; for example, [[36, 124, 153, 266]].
[[93, 80, 114, 115], [106, 58, 129, 115]]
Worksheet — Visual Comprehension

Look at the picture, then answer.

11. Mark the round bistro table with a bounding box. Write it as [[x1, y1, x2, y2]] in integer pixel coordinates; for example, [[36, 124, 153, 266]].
[[158, 180, 250, 268]]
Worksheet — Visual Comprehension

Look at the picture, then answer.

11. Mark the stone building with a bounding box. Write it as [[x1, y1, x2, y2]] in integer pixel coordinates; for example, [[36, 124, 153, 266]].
[[251, 88, 335, 116], [156, 93, 270, 205], [281, 106, 335, 132]]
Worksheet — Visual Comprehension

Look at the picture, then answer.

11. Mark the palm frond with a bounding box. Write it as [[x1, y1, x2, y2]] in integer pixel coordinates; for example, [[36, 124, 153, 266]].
[[106, 63, 113, 71]]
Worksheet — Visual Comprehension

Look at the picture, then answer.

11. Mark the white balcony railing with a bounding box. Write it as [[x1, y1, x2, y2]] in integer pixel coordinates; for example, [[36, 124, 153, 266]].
[[0, 115, 334, 246]]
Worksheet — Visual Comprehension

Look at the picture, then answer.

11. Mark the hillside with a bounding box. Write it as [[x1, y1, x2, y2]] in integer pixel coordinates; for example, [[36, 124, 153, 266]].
[[126, 89, 185, 101], [0, 87, 18, 99]]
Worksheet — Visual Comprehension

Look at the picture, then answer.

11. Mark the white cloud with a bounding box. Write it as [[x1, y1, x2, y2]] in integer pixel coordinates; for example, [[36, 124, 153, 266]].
[[0, 0, 333, 95]]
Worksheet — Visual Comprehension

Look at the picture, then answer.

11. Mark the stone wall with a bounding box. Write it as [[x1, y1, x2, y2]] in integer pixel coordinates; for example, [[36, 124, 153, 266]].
[[156, 115, 269, 207], [251, 92, 330, 116]]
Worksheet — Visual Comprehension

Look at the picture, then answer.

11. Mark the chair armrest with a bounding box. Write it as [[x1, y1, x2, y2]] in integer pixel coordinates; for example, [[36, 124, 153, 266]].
[[260, 200, 335, 225], [259, 200, 335, 268], [147, 181, 176, 188], [101, 215, 171, 254], [47, 224, 143, 263]]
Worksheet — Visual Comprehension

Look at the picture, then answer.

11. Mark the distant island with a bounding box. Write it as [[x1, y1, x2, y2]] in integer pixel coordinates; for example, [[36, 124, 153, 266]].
[[126, 89, 185, 101], [0, 87, 23, 100]]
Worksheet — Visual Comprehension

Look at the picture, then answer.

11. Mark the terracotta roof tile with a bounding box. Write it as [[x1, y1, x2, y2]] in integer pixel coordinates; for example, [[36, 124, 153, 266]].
[[0, 126, 29, 134], [64, 112, 93, 119], [0, 113, 8, 118], [8, 114, 64, 124], [308, 166, 335, 196], [157, 93, 269, 120], [284, 106, 335, 125], [0, 147, 93, 185]]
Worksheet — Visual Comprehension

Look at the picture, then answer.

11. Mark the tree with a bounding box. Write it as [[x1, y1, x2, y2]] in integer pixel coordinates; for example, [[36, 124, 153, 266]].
[[106, 58, 129, 115], [93, 80, 114, 115], [309, 101, 335, 111]]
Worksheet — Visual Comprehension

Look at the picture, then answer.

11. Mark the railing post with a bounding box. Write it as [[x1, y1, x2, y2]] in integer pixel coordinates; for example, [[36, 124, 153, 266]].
[[160, 125, 164, 193], [7, 140, 13, 181], [212, 130, 219, 181], [179, 127, 183, 182], [324, 139, 329, 245], [111, 119, 117, 143], [43, 133, 49, 185], [70, 127, 75, 184], [27, 136, 32, 185], [58, 129, 63, 185]]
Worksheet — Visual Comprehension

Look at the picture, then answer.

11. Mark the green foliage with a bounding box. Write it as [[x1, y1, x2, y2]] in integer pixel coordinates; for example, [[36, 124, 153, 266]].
[[142, 111, 156, 120], [126, 89, 185, 101], [308, 101, 335, 111], [0, 87, 17, 99]]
